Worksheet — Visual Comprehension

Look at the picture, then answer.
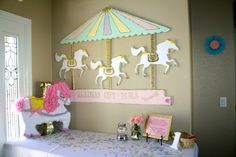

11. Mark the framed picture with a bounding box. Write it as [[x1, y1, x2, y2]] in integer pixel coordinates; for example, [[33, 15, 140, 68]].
[[144, 114, 172, 141]]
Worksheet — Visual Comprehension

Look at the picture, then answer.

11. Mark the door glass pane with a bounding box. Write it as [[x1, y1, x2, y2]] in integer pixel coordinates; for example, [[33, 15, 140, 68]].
[[4, 35, 20, 140]]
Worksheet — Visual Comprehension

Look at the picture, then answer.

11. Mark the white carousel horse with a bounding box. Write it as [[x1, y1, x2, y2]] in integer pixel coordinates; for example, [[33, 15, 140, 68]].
[[15, 82, 71, 138], [55, 49, 89, 79], [131, 39, 179, 76], [90, 56, 128, 89]]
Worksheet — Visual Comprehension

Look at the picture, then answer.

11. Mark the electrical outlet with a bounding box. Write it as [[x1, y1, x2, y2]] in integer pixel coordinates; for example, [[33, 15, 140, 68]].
[[220, 97, 227, 108]]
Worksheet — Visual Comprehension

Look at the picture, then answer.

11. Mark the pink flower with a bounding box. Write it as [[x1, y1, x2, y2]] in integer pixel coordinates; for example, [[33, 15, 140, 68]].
[[15, 97, 25, 112], [128, 115, 145, 125]]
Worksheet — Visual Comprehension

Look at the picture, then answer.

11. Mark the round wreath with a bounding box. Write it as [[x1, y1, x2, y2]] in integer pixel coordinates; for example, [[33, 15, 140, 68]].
[[205, 36, 225, 55]]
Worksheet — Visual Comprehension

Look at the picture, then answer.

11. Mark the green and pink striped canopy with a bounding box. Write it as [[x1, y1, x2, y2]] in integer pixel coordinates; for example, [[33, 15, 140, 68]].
[[60, 7, 170, 44]]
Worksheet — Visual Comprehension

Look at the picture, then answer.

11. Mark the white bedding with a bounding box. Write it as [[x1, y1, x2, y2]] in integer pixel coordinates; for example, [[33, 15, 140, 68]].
[[3, 130, 198, 157]]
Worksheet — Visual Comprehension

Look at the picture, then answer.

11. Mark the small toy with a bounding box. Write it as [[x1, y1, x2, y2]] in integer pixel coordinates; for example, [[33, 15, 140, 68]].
[[117, 123, 128, 141]]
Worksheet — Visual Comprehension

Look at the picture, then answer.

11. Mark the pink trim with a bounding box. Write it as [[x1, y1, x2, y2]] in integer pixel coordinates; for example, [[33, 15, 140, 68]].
[[67, 14, 98, 40], [116, 10, 158, 30], [32, 134, 41, 138], [24, 133, 41, 138], [165, 98, 171, 104], [15, 82, 71, 114], [29, 109, 43, 118], [104, 12, 112, 35], [15, 97, 26, 112], [71, 89, 171, 105], [62, 128, 69, 133], [23, 133, 31, 138]]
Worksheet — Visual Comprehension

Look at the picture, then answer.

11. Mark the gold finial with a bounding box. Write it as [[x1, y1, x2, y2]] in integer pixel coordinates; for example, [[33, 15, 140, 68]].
[[102, 7, 111, 12], [170, 39, 176, 43], [120, 55, 125, 59], [142, 50, 147, 54], [99, 63, 103, 68], [81, 48, 87, 52]]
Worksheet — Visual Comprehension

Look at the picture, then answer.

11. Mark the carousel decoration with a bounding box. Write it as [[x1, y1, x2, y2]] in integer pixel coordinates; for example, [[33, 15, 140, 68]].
[[55, 48, 89, 89], [90, 55, 128, 89], [60, 7, 170, 89], [60, 7, 175, 105], [131, 39, 179, 76]]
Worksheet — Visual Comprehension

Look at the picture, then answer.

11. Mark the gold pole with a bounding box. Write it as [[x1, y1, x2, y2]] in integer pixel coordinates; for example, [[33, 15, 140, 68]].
[[106, 39, 112, 89], [150, 34, 156, 89], [71, 44, 75, 90]]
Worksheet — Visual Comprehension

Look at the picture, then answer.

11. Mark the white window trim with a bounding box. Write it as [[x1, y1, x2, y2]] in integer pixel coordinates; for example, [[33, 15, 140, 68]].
[[0, 10, 32, 96], [0, 10, 32, 148]]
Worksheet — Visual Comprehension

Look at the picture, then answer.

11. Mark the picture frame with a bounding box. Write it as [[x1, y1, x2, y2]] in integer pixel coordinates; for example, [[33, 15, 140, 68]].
[[143, 114, 172, 141]]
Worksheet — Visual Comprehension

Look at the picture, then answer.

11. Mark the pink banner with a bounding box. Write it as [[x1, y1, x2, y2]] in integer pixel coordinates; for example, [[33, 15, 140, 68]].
[[71, 89, 171, 105]]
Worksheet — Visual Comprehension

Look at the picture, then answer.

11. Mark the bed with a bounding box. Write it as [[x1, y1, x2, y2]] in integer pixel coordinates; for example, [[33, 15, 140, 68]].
[[3, 130, 198, 157]]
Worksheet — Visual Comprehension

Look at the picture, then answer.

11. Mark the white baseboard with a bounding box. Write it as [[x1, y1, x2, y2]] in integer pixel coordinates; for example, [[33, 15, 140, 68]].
[[0, 143, 3, 157]]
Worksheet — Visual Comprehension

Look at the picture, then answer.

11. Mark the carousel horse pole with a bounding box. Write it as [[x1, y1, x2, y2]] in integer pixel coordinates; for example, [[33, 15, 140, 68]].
[[106, 39, 112, 89], [71, 44, 75, 90], [150, 34, 156, 89]]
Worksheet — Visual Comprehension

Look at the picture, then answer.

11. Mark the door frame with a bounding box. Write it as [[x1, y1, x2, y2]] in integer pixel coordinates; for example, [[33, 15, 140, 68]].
[[0, 10, 32, 151]]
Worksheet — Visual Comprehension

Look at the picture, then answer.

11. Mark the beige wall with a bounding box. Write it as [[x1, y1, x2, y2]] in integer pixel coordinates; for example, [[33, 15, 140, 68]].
[[0, 0, 234, 156], [1, 0, 235, 156], [191, 0, 235, 156], [52, 0, 192, 134], [0, 0, 52, 96]]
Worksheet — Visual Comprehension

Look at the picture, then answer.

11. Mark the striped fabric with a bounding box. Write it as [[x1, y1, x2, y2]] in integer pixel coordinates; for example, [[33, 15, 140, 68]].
[[60, 7, 170, 44]]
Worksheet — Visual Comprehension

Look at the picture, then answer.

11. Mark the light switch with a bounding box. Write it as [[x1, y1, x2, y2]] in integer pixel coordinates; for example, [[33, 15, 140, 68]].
[[220, 97, 227, 107]]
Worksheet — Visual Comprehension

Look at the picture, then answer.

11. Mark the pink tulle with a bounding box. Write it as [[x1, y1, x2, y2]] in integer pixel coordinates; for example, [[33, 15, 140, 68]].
[[15, 97, 26, 112], [128, 115, 145, 125], [15, 82, 71, 113], [44, 81, 71, 113]]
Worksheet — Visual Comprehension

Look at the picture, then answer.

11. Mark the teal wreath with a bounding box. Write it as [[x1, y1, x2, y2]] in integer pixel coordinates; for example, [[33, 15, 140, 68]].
[[205, 36, 225, 55]]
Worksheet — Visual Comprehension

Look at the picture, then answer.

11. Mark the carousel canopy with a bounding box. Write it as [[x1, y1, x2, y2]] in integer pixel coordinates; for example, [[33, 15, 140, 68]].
[[60, 7, 170, 44]]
